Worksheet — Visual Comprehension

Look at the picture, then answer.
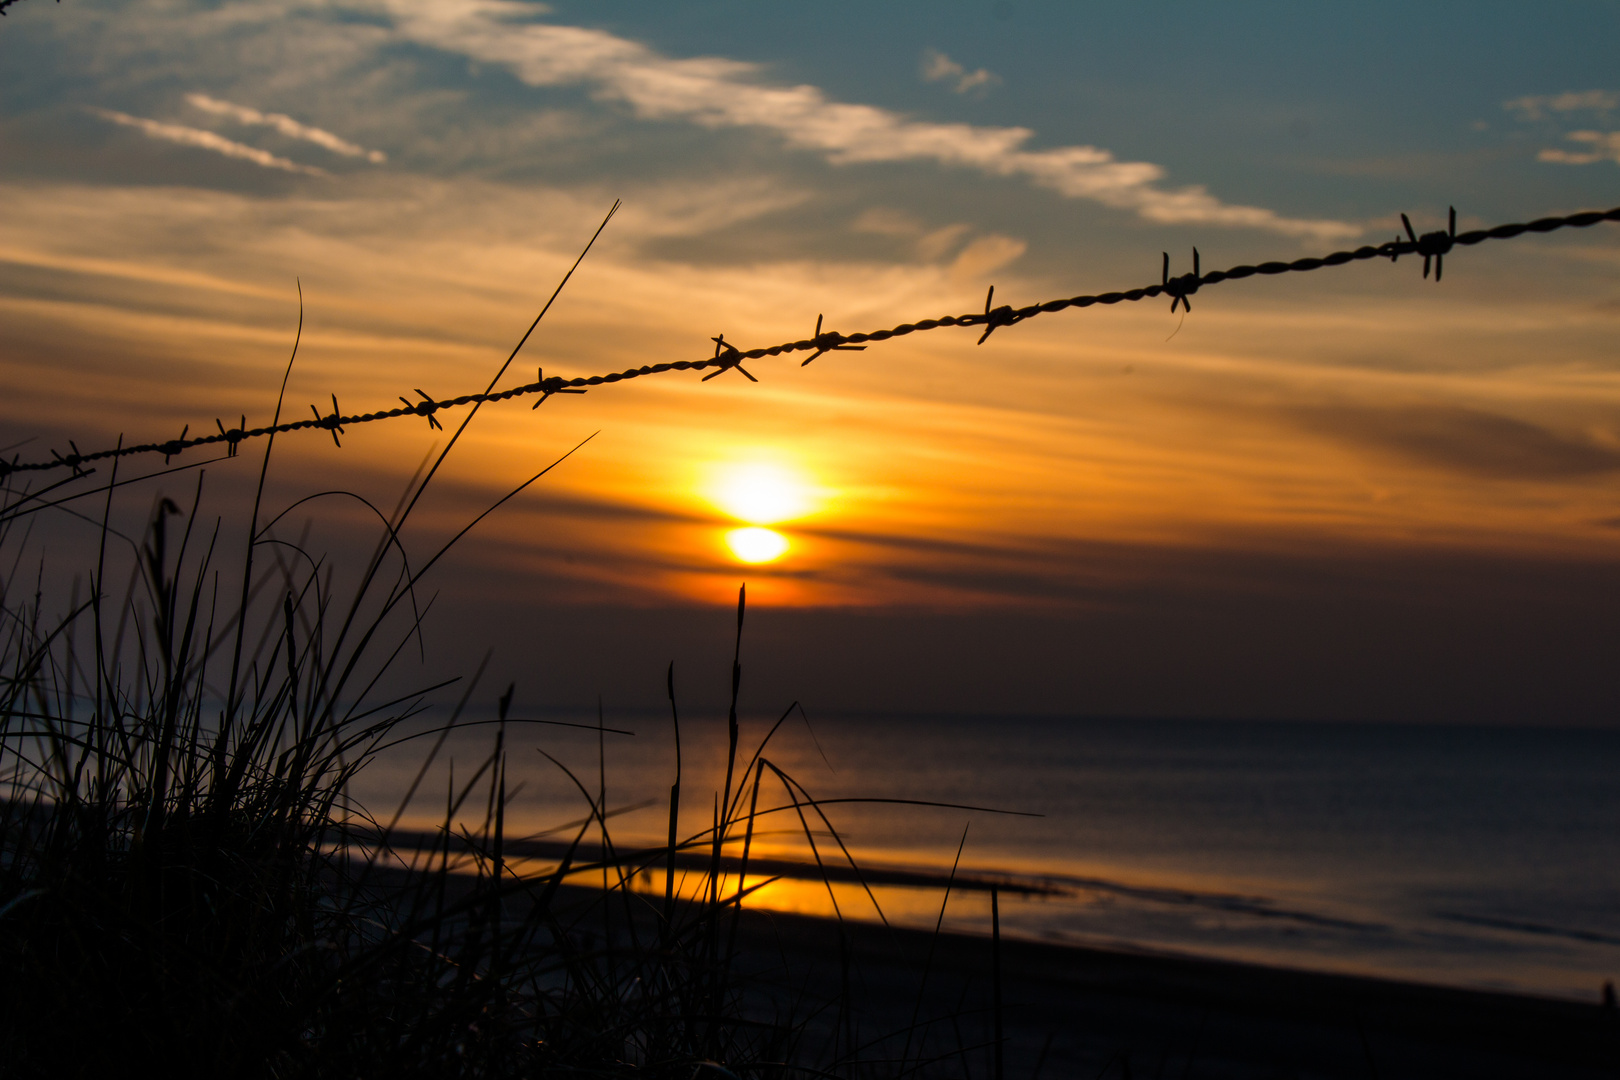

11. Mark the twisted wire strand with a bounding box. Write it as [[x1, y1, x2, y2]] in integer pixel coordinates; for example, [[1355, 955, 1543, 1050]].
[[6, 204, 1618, 480]]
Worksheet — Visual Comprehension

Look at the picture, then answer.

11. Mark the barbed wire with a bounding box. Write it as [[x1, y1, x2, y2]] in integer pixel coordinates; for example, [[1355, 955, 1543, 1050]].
[[0, 0, 54, 17], [6, 203, 1618, 481]]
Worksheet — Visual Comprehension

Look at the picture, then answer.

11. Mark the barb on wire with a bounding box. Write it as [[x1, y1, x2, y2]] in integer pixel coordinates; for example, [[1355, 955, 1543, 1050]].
[[215, 415, 246, 457], [1402, 206, 1457, 281], [976, 285, 1021, 345], [311, 394, 345, 448], [1164, 248, 1201, 313], [700, 334, 756, 383], [5, 203, 1617, 480], [801, 314, 866, 366], [530, 367, 586, 409], [161, 426, 189, 464], [400, 391, 442, 431]]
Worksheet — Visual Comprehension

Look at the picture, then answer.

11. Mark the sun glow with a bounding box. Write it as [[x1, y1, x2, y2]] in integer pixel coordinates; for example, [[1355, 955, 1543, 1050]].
[[726, 527, 789, 564], [706, 459, 817, 566], [710, 462, 813, 525]]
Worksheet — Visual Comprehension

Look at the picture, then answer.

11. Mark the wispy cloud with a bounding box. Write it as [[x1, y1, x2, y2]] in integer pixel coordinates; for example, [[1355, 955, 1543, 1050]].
[[384, 1, 1359, 241], [1289, 404, 1620, 481], [89, 108, 327, 176], [1538, 130, 1620, 166], [1502, 91, 1619, 169], [185, 93, 386, 163], [920, 49, 1000, 96], [1504, 89, 1618, 121], [947, 233, 1026, 282], [847, 207, 1024, 277]]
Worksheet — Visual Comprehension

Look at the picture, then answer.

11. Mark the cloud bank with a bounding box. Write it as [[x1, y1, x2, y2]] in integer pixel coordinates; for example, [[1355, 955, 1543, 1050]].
[[384, 1, 1359, 241]]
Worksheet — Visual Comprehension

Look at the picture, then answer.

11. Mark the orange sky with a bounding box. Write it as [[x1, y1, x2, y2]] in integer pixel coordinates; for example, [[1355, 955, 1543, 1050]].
[[5, 179, 1618, 613]]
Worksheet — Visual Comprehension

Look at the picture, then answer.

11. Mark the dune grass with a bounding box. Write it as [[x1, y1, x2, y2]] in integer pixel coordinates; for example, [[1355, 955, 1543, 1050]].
[[0, 428, 998, 1079]]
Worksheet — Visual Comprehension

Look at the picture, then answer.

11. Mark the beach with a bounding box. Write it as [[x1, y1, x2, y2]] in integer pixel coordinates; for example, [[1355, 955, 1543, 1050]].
[[365, 713, 1620, 1002], [715, 902, 1620, 1079]]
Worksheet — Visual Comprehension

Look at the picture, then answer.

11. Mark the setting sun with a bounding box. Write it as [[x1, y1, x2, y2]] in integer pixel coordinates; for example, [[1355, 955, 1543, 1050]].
[[725, 527, 789, 564], [707, 459, 815, 565]]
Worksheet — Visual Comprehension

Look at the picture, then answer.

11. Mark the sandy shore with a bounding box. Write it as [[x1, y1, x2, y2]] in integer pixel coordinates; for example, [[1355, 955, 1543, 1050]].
[[377, 840, 1620, 1076], [716, 903, 1620, 1079]]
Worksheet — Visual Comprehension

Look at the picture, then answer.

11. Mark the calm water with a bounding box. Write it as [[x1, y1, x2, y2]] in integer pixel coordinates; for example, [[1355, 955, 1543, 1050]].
[[357, 712, 1620, 1000]]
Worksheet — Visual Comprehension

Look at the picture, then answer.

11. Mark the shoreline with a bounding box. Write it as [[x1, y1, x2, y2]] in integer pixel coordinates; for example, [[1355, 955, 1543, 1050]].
[[348, 851, 1620, 1074], [376, 830, 1617, 1004], [497, 875, 1620, 1076]]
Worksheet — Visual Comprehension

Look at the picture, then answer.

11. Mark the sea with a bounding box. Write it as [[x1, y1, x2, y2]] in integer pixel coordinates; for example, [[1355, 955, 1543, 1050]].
[[356, 711, 1620, 1002]]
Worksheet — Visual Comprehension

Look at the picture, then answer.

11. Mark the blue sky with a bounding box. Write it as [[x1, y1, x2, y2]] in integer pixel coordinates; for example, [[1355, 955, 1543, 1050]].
[[8, 1, 1618, 241]]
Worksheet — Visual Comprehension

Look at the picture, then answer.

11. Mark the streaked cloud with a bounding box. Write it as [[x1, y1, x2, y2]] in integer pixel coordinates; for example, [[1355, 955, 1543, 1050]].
[[947, 234, 1026, 282], [1288, 405, 1620, 481], [920, 49, 1000, 97], [89, 107, 327, 176], [383, 1, 1359, 241], [1504, 89, 1618, 120], [846, 208, 1019, 274], [185, 93, 386, 163], [1538, 130, 1620, 166]]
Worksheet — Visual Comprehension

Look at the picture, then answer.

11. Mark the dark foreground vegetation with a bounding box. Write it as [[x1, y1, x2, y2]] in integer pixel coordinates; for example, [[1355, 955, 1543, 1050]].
[[8, 423, 1620, 1080], [0, 264, 1024, 1074], [0, 210, 1019, 1075], [0, 427, 868, 1075]]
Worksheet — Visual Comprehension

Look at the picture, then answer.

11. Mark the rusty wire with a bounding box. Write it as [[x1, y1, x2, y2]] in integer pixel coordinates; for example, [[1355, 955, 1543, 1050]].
[[6, 203, 1618, 481]]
